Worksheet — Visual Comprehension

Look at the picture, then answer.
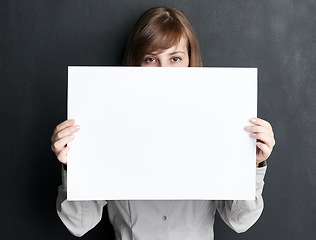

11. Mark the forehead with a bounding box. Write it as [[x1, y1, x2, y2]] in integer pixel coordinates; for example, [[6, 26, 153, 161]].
[[149, 37, 188, 55]]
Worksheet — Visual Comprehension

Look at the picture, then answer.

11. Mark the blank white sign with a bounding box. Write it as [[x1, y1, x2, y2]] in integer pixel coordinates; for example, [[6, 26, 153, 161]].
[[67, 67, 257, 201]]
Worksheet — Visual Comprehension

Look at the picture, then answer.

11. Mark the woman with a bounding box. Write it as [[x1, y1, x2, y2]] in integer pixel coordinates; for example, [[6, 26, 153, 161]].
[[52, 7, 275, 239]]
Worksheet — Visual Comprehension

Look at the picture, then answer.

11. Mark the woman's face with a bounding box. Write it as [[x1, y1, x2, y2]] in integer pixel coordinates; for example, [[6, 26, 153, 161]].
[[140, 37, 189, 67]]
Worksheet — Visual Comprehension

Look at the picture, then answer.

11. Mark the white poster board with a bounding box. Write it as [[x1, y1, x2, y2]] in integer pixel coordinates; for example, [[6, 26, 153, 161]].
[[67, 67, 257, 200]]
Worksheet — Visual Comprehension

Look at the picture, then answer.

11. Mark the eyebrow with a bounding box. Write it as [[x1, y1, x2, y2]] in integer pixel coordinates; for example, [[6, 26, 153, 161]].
[[168, 51, 186, 55], [145, 50, 186, 56]]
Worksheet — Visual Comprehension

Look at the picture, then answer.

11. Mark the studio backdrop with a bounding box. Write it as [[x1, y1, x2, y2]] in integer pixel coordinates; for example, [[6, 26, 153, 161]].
[[0, 0, 315, 239]]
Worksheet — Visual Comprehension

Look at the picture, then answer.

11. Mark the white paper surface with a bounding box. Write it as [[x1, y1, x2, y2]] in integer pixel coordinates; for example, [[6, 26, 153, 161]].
[[67, 67, 257, 200]]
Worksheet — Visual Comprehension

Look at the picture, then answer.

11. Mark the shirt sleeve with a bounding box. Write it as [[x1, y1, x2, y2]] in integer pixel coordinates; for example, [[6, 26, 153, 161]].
[[56, 165, 107, 237], [215, 166, 267, 233]]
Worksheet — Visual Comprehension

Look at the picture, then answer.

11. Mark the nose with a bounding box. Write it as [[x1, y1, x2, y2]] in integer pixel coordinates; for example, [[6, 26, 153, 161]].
[[159, 61, 170, 67]]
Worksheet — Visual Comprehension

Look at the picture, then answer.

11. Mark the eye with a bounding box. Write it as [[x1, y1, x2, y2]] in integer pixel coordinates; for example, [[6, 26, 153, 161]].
[[145, 57, 157, 63], [171, 57, 181, 62]]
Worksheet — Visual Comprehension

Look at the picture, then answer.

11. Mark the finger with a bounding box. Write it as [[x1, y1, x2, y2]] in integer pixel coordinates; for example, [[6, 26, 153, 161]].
[[56, 146, 70, 164], [51, 134, 75, 152], [51, 119, 75, 141], [251, 132, 276, 149], [54, 125, 80, 142], [250, 118, 273, 130], [245, 125, 271, 135], [256, 142, 271, 161], [246, 124, 274, 140]]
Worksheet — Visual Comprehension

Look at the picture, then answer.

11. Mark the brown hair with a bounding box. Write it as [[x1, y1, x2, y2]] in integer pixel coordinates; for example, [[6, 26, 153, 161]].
[[123, 7, 202, 67]]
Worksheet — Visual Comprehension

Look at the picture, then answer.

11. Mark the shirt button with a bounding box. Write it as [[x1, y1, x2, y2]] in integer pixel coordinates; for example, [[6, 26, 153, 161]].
[[162, 215, 167, 221]]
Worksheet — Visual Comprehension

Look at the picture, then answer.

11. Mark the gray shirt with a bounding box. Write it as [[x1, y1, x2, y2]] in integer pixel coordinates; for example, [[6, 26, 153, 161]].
[[57, 166, 266, 239]]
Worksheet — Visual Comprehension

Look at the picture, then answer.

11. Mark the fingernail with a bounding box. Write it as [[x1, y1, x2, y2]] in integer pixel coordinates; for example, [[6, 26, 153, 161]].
[[70, 135, 75, 138], [68, 119, 75, 125], [250, 118, 256, 122], [74, 125, 80, 129], [245, 126, 251, 131]]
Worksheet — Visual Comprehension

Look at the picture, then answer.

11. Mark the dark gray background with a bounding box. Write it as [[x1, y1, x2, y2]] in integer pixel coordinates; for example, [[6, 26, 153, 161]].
[[1, 0, 315, 239]]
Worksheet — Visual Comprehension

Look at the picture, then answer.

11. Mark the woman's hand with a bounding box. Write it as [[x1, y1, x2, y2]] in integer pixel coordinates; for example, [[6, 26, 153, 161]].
[[51, 119, 80, 164], [244, 118, 275, 167]]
